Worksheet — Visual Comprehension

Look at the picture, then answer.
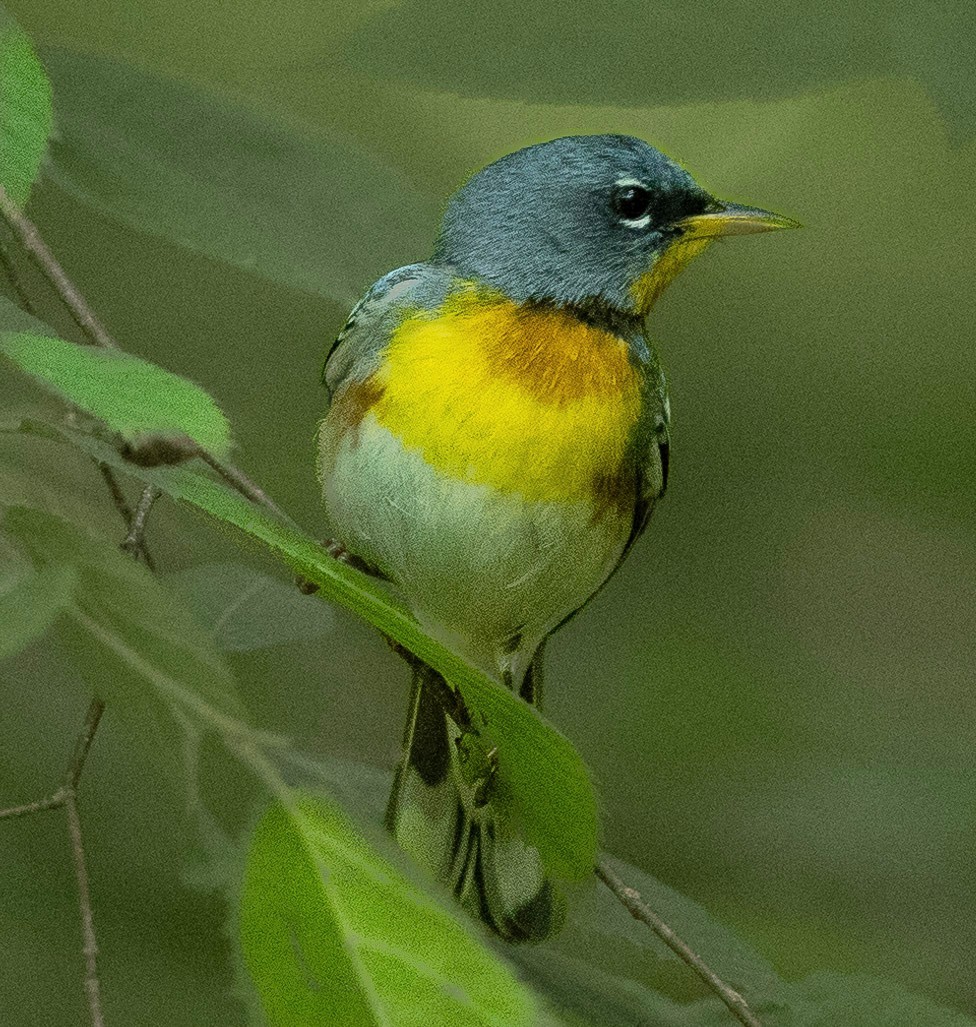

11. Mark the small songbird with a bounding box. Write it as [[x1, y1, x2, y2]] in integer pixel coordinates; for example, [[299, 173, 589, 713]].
[[318, 135, 796, 941]]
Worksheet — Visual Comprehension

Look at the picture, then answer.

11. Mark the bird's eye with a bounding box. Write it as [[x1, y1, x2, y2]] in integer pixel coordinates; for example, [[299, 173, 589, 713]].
[[611, 183, 653, 222]]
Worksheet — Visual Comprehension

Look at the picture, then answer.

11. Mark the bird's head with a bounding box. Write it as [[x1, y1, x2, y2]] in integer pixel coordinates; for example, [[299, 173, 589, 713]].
[[433, 134, 798, 318]]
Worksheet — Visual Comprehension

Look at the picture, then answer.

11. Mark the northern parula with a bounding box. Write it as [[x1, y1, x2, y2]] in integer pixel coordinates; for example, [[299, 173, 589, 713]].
[[318, 134, 796, 941]]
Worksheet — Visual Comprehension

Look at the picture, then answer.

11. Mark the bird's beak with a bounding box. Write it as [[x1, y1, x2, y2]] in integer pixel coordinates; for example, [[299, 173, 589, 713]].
[[631, 199, 798, 314], [673, 201, 801, 239]]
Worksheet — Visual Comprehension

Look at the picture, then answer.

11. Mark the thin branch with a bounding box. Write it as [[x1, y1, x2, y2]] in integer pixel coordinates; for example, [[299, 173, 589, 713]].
[[196, 449, 286, 519], [0, 182, 116, 350], [120, 485, 159, 569], [95, 462, 155, 568], [595, 859, 762, 1027], [0, 790, 66, 819], [0, 184, 286, 526], [95, 461, 134, 525], [65, 699, 106, 793], [65, 788, 105, 1027], [0, 698, 107, 1026]]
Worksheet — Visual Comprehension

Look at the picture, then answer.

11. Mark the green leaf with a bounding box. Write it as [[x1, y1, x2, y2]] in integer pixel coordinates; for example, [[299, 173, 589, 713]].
[[59, 427, 599, 883], [513, 855, 976, 1027], [337, 0, 974, 142], [165, 561, 336, 652], [3, 504, 246, 727], [240, 795, 536, 1027], [0, 331, 232, 458], [567, 855, 783, 1001], [786, 971, 976, 1027], [0, 563, 75, 661], [236, 762, 976, 1027], [339, 1, 886, 107], [0, 7, 52, 204], [42, 48, 441, 304], [0, 292, 54, 334]]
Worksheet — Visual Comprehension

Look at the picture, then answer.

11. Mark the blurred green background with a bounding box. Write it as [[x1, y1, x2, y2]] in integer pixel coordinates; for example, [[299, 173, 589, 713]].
[[1, 0, 974, 1023]]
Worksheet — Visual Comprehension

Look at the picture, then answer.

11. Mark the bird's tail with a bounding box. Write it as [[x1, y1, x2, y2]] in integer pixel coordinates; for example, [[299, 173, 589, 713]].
[[385, 659, 561, 942]]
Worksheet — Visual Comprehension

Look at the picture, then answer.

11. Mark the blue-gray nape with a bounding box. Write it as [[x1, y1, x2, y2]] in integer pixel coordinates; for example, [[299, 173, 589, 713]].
[[432, 134, 711, 314]]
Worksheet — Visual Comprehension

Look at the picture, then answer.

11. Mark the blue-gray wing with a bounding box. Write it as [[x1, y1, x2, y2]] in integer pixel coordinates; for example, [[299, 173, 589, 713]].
[[623, 346, 671, 558], [322, 263, 454, 401]]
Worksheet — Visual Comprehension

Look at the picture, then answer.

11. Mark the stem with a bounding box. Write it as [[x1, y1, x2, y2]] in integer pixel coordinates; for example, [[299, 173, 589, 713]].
[[65, 788, 105, 1027], [0, 698, 107, 1026], [120, 485, 159, 568], [0, 182, 116, 350], [595, 859, 761, 1027], [95, 461, 134, 525], [0, 183, 286, 525], [0, 790, 66, 819], [196, 449, 287, 520], [65, 699, 106, 793]]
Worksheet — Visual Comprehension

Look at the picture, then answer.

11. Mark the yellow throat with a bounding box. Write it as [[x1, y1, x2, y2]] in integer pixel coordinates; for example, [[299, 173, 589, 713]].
[[366, 285, 643, 505]]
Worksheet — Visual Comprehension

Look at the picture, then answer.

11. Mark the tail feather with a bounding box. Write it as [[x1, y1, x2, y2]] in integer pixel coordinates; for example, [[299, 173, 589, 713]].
[[386, 659, 561, 942]]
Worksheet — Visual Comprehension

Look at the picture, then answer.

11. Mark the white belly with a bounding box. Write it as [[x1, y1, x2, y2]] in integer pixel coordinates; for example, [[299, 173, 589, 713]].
[[320, 412, 632, 679]]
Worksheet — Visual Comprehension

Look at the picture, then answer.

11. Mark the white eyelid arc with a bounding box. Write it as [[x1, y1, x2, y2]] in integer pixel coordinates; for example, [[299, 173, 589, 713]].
[[613, 177, 651, 228]]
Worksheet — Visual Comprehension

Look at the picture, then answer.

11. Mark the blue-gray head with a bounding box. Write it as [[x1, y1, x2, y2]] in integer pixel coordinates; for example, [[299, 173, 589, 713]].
[[433, 135, 796, 316]]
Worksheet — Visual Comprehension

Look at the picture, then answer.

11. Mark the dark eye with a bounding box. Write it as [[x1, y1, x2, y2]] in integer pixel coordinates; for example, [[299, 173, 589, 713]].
[[611, 183, 653, 222]]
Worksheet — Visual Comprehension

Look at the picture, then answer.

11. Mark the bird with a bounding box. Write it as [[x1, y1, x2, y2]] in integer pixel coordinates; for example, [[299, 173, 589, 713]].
[[317, 134, 796, 942]]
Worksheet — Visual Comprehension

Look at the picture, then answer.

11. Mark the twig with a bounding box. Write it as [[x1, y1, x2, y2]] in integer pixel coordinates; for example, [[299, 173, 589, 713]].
[[595, 859, 761, 1027], [0, 183, 285, 524], [0, 699, 107, 1026], [95, 460, 134, 525], [120, 484, 159, 569], [95, 461, 155, 568], [65, 699, 106, 793], [64, 700, 106, 1027], [0, 183, 116, 349], [0, 791, 67, 819], [196, 449, 286, 519]]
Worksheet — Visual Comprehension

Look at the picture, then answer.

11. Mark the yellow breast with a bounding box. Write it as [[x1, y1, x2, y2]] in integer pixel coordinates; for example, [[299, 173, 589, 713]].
[[369, 286, 642, 503]]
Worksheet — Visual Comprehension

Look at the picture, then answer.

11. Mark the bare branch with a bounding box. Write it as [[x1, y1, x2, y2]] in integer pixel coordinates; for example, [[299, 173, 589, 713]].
[[595, 859, 762, 1027], [95, 461, 134, 525], [0, 789, 66, 819], [65, 699, 106, 793], [0, 697, 107, 1026], [0, 182, 116, 350], [0, 183, 286, 527], [95, 462, 155, 568], [120, 485, 159, 569], [196, 449, 286, 520], [65, 787, 105, 1027]]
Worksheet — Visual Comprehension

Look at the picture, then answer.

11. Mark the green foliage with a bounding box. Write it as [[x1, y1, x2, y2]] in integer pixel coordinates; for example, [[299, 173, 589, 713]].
[[0, 561, 75, 660], [0, 4, 50, 203], [41, 48, 441, 304], [165, 561, 336, 652], [0, 330, 232, 458], [240, 796, 536, 1027], [339, 0, 976, 141], [0, 299, 597, 881], [71, 427, 600, 883], [4, 504, 247, 724], [1, 2, 975, 1025], [0, 280, 596, 1004], [0, 481, 543, 1027]]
